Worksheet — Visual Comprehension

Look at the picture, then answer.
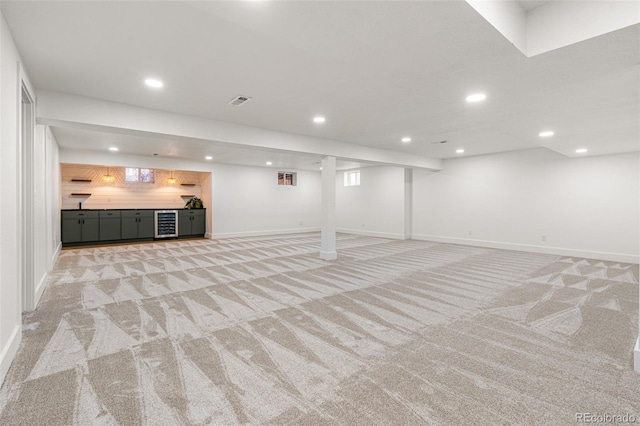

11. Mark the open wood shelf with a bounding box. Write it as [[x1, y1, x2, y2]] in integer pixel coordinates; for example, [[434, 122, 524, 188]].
[[180, 183, 196, 187], [181, 194, 196, 198], [70, 193, 92, 196], [71, 179, 92, 182]]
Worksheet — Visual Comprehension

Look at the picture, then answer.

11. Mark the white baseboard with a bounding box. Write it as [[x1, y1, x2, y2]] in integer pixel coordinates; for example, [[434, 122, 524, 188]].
[[337, 228, 406, 240], [0, 325, 21, 386], [412, 234, 639, 264], [320, 250, 338, 260], [213, 227, 320, 239], [52, 241, 62, 265], [205, 232, 213, 239], [635, 337, 640, 374], [34, 273, 48, 308]]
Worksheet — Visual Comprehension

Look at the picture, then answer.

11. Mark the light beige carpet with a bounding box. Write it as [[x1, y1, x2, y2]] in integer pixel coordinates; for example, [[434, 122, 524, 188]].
[[0, 233, 638, 425]]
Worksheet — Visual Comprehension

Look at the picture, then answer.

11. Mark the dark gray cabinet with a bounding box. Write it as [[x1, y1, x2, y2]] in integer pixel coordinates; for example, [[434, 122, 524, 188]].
[[62, 211, 99, 243], [121, 210, 154, 239], [99, 210, 121, 241], [178, 209, 205, 236], [62, 208, 204, 246]]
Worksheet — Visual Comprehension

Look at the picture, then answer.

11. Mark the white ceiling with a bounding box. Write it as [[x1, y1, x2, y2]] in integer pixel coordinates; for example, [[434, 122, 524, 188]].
[[2, 1, 638, 167], [518, 1, 553, 12], [52, 126, 366, 172]]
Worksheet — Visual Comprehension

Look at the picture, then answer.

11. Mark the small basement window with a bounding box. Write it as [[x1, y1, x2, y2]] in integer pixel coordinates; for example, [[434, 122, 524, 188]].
[[344, 170, 360, 186], [125, 167, 138, 183], [140, 168, 155, 183], [125, 168, 155, 183], [278, 171, 297, 186]]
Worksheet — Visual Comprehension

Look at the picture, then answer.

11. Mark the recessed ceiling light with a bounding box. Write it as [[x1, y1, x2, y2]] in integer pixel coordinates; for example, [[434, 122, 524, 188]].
[[539, 130, 554, 138], [266, 161, 273, 165], [109, 147, 118, 152], [144, 78, 163, 88], [205, 156, 213, 160], [465, 93, 486, 103], [320, 167, 323, 170], [575, 148, 588, 154], [401, 137, 411, 143], [313, 116, 326, 124], [456, 148, 465, 154]]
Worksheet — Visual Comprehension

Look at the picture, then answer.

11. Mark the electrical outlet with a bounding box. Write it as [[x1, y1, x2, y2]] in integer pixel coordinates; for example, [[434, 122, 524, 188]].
[[468, 230, 473, 236], [542, 235, 547, 242], [107, 197, 111, 203], [299, 221, 303, 226]]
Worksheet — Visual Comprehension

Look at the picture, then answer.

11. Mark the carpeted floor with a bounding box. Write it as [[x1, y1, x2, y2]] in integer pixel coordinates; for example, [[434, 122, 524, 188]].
[[0, 233, 638, 425]]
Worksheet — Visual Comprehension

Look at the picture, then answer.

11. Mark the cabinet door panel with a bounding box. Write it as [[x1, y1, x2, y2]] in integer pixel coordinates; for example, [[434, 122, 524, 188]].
[[138, 217, 155, 239], [178, 214, 191, 236], [191, 215, 205, 236], [62, 219, 83, 243], [121, 217, 138, 240], [82, 218, 100, 242], [100, 218, 121, 241]]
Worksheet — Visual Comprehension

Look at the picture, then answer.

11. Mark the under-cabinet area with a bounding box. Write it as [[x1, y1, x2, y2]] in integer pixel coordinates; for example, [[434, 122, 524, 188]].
[[61, 209, 206, 246]]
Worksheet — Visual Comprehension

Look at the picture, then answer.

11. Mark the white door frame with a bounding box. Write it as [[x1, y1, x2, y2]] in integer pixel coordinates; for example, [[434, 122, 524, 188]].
[[18, 62, 36, 312]]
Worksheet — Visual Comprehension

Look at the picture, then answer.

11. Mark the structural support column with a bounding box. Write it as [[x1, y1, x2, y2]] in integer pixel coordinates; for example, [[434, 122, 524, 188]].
[[320, 156, 337, 260], [404, 168, 413, 240]]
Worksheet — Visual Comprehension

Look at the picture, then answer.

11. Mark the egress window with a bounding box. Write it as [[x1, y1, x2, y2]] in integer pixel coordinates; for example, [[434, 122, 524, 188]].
[[125, 168, 155, 183], [344, 170, 360, 186], [278, 172, 297, 186]]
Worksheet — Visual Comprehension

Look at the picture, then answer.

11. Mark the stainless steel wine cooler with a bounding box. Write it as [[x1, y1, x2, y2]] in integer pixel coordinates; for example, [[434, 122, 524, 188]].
[[154, 210, 178, 238]]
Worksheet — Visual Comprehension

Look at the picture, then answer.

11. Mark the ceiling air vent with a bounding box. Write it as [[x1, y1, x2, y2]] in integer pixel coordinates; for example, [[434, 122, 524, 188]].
[[228, 95, 252, 106], [431, 140, 448, 145]]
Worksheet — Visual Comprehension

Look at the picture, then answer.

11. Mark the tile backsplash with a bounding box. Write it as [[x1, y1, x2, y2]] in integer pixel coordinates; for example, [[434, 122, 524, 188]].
[[61, 164, 206, 210]]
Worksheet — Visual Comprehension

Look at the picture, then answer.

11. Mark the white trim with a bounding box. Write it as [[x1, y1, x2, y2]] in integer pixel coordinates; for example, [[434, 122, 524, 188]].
[[213, 227, 320, 239], [34, 273, 47, 308], [635, 336, 640, 374], [205, 232, 213, 239], [320, 250, 338, 260], [337, 228, 406, 240], [52, 241, 62, 265], [18, 61, 37, 312], [412, 234, 639, 264], [0, 325, 22, 385], [19, 62, 35, 99]]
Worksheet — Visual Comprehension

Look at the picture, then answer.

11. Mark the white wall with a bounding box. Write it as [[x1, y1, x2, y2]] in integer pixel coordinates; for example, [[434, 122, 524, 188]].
[[200, 172, 213, 238], [0, 11, 25, 385], [0, 14, 61, 385], [0, 12, 22, 386], [212, 163, 321, 238], [45, 127, 61, 271], [33, 125, 47, 296], [413, 148, 639, 263], [336, 166, 407, 239]]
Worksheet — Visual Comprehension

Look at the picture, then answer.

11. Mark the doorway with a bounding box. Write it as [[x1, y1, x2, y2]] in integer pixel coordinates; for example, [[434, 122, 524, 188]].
[[20, 83, 35, 311]]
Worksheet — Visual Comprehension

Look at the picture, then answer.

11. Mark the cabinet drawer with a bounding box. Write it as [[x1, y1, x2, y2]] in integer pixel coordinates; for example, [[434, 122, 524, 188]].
[[121, 210, 154, 219], [99, 210, 121, 218], [179, 209, 205, 217], [62, 210, 99, 220]]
